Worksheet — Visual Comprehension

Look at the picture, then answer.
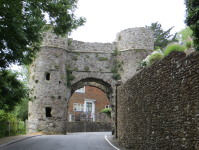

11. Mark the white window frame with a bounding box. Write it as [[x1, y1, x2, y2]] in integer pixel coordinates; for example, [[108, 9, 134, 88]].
[[73, 103, 84, 111], [75, 86, 85, 93], [84, 98, 96, 114], [105, 105, 110, 109]]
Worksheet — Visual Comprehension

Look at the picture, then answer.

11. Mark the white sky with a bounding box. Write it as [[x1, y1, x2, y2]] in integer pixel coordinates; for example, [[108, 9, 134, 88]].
[[69, 0, 186, 43]]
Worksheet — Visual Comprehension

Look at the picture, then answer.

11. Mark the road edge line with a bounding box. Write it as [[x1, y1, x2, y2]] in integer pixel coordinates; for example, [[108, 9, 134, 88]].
[[0, 135, 43, 148], [105, 135, 120, 150]]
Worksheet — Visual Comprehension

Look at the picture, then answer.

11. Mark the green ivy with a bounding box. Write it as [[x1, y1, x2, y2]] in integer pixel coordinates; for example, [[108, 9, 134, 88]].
[[66, 64, 75, 87]]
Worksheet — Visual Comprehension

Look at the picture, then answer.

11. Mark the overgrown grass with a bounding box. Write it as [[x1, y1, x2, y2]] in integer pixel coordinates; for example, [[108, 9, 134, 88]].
[[148, 53, 163, 64], [186, 41, 192, 49], [164, 44, 186, 56]]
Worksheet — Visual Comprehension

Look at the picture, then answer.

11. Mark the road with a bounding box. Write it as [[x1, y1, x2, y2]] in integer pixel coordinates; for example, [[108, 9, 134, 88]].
[[1, 132, 117, 150]]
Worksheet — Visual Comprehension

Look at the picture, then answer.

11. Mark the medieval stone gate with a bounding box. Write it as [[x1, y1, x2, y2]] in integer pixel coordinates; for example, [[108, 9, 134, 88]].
[[28, 27, 154, 133]]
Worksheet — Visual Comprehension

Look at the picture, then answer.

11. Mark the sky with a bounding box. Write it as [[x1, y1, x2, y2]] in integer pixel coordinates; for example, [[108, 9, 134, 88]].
[[69, 0, 186, 43], [12, 0, 186, 71]]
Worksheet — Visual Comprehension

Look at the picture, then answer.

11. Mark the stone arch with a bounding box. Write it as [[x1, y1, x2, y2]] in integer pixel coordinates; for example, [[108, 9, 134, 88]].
[[70, 77, 113, 101]]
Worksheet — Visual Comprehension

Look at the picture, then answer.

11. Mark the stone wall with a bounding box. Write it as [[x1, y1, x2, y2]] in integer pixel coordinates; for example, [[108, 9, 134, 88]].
[[116, 27, 154, 51], [117, 51, 199, 149], [67, 122, 112, 133], [29, 27, 154, 133]]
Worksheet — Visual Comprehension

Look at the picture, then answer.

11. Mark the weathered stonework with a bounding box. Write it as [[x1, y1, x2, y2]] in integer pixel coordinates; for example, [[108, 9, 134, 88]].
[[117, 51, 199, 149], [29, 27, 154, 133]]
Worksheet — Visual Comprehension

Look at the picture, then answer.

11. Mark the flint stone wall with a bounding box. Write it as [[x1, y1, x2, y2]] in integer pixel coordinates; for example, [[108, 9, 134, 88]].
[[117, 51, 199, 149]]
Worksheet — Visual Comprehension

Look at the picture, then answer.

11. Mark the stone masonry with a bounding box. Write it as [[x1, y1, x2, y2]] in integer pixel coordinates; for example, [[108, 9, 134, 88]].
[[28, 27, 154, 133], [117, 51, 199, 149]]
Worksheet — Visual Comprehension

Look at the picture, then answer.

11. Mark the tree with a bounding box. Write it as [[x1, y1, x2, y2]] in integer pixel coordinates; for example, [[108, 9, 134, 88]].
[[185, 0, 199, 51], [176, 26, 193, 45], [0, 0, 85, 111], [0, 0, 86, 69], [14, 65, 30, 121], [0, 70, 29, 112], [146, 22, 178, 49]]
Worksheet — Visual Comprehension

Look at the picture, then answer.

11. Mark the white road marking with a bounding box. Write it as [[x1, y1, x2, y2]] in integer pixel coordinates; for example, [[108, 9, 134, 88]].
[[105, 135, 120, 150]]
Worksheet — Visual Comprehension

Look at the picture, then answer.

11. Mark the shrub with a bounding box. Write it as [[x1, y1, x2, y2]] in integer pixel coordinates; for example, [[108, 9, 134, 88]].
[[112, 73, 121, 80], [101, 108, 111, 118], [98, 57, 108, 61], [148, 53, 163, 64], [84, 66, 89, 71], [95, 53, 98, 57], [186, 41, 192, 49], [164, 44, 186, 56], [86, 55, 90, 58]]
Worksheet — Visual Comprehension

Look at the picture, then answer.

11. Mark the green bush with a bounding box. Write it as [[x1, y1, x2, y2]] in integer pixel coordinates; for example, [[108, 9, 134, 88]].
[[164, 44, 186, 56], [95, 53, 98, 57], [148, 53, 163, 64], [101, 108, 111, 118], [84, 66, 89, 71], [112, 73, 121, 80], [98, 57, 108, 61], [0, 110, 26, 138], [186, 41, 192, 49]]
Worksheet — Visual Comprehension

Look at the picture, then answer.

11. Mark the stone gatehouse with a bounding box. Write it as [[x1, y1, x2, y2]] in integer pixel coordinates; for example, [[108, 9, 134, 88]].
[[28, 27, 154, 133]]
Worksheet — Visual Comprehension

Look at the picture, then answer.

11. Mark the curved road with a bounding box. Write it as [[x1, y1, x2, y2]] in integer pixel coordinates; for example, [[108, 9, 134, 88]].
[[1, 132, 117, 150]]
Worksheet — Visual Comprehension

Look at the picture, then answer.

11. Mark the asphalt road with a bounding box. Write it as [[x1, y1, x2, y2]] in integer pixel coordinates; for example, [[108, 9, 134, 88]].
[[1, 132, 117, 150]]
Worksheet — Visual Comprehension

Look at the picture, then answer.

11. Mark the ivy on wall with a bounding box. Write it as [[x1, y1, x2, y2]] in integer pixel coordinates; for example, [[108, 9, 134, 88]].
[[66, 64, 75, 87]]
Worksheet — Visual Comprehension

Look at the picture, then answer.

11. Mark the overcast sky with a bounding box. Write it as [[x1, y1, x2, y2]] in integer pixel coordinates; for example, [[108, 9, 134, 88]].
[[69, 0, 186, 43]]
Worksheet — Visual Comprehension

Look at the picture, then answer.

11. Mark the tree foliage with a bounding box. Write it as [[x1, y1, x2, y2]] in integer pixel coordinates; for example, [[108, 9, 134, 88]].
[[0, 70, 29, 112], [176, 26, 193, 45], [146, 22, 178, 49], [0, 0, 86, 69], [0, 0, 85, 112], [185, 0, 199, 51]]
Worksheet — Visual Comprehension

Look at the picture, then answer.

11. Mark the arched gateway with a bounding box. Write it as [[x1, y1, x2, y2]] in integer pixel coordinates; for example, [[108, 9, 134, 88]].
[[28, 27, 154, 133]]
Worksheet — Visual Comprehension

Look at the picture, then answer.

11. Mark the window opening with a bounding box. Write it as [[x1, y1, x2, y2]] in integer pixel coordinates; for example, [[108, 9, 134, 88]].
[[46, 73, 50, 80], [46, 107, 52, 117], [34, 96, 36, 99], [59, 81, 61, 84], [73, 103, 84, 111], [35, 80, 38, 83], [105, 105, 110, 108], [58, 96, 61, 99]]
